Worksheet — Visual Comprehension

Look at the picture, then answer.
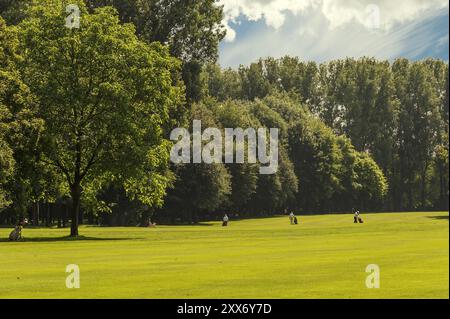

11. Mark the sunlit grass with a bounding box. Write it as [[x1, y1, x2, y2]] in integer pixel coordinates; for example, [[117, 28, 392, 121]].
[[0, 212, 448, 299]]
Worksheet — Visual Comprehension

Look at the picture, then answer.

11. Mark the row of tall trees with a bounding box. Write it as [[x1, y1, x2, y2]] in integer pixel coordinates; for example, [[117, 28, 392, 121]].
[[157, 93, 387, 223], [201, 57, 449, 211], [0, 1, 447, 235]]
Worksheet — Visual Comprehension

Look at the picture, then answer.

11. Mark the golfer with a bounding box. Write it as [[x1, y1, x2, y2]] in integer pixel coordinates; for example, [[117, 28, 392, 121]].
[[222, 214, 229, 227], [9, 218, 27, 241], [289, 212, 295, 225], [354, 210, 360, 223]]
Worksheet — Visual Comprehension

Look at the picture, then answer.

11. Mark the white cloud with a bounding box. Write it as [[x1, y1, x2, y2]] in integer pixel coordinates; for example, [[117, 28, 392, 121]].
[[219, 2, 449, 68], [221, 0, 317, 42], [220, 0, 449, 42]]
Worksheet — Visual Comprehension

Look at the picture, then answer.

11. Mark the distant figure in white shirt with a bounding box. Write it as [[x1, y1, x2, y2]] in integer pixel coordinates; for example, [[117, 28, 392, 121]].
[[289, 212, 295, 225], [222, 214, 229, 227], [354, 210, 364, 223]]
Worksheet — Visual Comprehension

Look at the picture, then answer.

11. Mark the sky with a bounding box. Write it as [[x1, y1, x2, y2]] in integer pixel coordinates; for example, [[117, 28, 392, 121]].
[[218, 0, 449, 68]]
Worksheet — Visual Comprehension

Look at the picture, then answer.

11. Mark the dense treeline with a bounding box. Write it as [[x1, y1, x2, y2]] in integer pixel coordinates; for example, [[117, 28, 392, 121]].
[[0, 1, 447, 234], [156, 94, 388, 224], [201, 57, 449, 212]]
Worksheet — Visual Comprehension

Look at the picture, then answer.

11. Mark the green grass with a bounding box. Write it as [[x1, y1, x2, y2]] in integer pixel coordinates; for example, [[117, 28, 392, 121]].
[[0, 212, 448, 299]]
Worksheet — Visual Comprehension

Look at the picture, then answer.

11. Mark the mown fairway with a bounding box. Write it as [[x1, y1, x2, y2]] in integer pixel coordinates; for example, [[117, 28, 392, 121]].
[[0, 212, 448, 299]]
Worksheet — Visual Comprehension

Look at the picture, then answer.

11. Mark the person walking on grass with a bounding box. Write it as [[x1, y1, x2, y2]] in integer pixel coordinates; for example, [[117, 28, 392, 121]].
[[222, 214, 229, 227]]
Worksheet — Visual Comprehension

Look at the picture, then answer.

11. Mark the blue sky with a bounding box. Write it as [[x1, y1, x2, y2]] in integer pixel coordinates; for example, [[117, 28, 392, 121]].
[[218, 0, 449, 68]]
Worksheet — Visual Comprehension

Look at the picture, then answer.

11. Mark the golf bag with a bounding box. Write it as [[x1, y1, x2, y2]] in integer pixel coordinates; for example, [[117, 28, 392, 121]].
[[9, 226, 23, 241]]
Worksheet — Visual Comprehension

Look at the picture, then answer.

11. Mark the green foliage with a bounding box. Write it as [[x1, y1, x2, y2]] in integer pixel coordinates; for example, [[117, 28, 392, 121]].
[[201, 64, 243, 101], [0, 105, 14, 209], [0, 0, 32, 25], [162, 102, 231, 223], [0, 16, 15, 209], [87, 0, 226, 64], [1, 0, 447, 228], [87, 0, 225, 103], [202, 56, 449, 211], [248, 98, 298, 214], [353, 152, 388, 206], [15, 0, 184, 234], [160, 90, 386, 220], [1, 16, 47, 217], [211, 100, 259, 213], [393, 59, 442, 209]]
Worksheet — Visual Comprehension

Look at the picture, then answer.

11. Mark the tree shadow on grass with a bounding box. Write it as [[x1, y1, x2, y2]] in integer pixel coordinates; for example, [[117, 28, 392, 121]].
[[427, 215, 449, 221], [0, 235, 141, 243], [165, 222, 215, 227]]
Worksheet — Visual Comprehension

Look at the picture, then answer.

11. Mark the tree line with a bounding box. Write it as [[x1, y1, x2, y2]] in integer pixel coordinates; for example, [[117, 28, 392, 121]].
[[0, 1, 447, 235], [201, 56, 448, 212]]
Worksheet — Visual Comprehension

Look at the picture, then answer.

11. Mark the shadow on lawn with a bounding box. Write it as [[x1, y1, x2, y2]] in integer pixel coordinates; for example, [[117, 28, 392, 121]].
[[82, 223, 216, 227], [0, 235, 141, 243], [427, 215, 449, 221], [165, 222, 215, 227]]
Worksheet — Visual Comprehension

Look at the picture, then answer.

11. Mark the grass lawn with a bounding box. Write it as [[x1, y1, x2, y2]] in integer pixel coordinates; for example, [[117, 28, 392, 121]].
[[0, 212, 448, 299]]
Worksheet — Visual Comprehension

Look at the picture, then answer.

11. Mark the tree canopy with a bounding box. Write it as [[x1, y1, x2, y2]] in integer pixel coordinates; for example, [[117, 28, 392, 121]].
[[4, 1, 184, 235], [0, 0, 447, 231]]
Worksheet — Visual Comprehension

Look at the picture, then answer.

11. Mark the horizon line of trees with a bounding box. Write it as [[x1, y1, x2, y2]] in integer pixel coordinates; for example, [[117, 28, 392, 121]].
[[201, 56, 449, 213], [0, 1, 448, 235]]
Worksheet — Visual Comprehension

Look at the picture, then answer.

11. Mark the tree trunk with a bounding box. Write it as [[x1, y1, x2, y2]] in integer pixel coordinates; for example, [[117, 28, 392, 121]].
[[140, 210, 150, 227], [438, 165, 445, 210], [420, 171, 427, 209], [63, 204, 68, 228], [70, 184, 81, 237], [34, 201, 40, 226], [408, 184, 413, 211], [45, 203, 51, 227], [87, 211, 94, 225]]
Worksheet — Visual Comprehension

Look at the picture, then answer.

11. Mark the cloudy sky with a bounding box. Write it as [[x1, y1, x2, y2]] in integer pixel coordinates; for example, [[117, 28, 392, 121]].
[[218, 0, 449, 68]]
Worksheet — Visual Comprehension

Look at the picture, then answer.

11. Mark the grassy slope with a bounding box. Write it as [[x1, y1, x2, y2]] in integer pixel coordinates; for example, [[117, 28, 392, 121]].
[[0, 212, 448, 299]]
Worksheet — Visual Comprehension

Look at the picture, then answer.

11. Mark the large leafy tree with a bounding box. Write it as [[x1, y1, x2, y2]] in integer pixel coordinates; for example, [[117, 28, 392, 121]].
[[421, 59, 449, 210], [0, 108, 14, 210], [17, 0, 184, 236], [392, 59, 441, 209], [0, 16, 16, 210], [1, 16, 46, 221]]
